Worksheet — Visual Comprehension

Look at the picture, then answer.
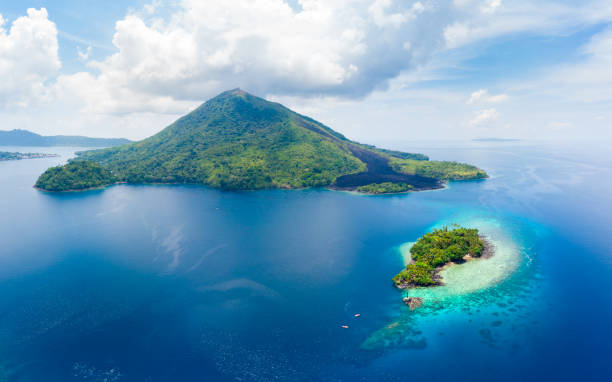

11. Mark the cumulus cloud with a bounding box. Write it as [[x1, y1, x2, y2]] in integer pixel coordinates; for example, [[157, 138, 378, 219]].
[[0, 8, 60, 108], [469, 108, 498, 126], [57, 0, 443, 114], [468, 89, 508, 104], [3, 2, 612, 141], [368, 0, 425, 28], [36, 0, 612, 117]]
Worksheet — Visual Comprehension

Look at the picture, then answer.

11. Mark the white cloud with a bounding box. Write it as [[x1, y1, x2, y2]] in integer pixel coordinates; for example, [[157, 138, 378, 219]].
[[369, 0, 407, 28], [2, 1, 612, 142], [56, 0, 441, 115], [469, 108, 499, 126], [481, 0, 503, 15], [143, 0, 163, 15], [368, 0, 425, 29], [0, 8, 60, 108], [488, 25, 612, 139], [445, 0, 612, 49], [542, 28, 612, 103], [35, 0, 612, 119], [77, 45, 91, 60], [453, 0, 503, 15], [468, 89, 508, 104]]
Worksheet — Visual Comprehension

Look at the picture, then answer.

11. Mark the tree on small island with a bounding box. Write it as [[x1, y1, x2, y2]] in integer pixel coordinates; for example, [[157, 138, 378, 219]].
[[357, 182, 413, 194], [393, 225, 485, 288]]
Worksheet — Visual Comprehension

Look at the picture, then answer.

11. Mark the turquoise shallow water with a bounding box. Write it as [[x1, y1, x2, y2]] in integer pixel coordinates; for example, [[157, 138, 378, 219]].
[[0, 142, 611, 381], [362, 212, 540, 351], [399, 217, 521, 298], [433, 229, 519, 296]]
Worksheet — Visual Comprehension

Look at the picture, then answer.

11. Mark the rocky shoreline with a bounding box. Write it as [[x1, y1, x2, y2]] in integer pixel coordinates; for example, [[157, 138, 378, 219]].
[[403, 297, 423, 310], [479, 236, 495, 259]]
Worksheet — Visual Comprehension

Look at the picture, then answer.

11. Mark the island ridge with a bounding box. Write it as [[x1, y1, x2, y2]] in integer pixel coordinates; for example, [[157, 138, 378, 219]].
[[35, 89, 487, 193], [0, 129, 131, 147]]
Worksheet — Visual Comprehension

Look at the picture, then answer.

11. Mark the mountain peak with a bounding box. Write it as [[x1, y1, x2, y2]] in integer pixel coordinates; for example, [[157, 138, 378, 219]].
[[221, 88, 249, 98]]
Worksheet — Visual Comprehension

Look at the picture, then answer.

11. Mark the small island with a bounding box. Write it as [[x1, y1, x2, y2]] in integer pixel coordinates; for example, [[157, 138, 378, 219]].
[[393, 226, 490, 289], [0, 151, 59, 161], [357, 182, 413, 194]]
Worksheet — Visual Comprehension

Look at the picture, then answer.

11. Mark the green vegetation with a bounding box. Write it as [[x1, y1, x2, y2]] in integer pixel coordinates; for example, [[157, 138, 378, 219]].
[[357, 182, 413, 194], [392, 262, 437, 286], [390, 158, 488, 180], [35, 160, 116, 191], [72, 89, 366, 191], [393, 226, 485, 287], [34, 89, 487, 192]]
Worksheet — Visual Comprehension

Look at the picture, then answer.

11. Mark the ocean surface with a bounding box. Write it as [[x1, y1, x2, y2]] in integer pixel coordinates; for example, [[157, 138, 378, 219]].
[[0, 141, 611, 381]]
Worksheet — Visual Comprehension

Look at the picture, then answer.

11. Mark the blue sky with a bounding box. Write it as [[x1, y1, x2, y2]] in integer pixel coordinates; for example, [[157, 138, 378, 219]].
[[1, 1, 611, 142], [1, 1, 140, 67]]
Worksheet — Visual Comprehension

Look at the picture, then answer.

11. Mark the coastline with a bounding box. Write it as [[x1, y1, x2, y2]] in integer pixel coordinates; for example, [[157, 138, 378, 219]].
[[35, 180, 450, 195], [402, 220, 520, 300], [363, 219, 523, 350], [328, 183, 446, 195], [33, 181, 126, 193]]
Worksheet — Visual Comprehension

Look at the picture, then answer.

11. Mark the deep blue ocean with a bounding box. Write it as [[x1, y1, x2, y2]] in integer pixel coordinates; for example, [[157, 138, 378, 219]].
[[0, 141, 611, 381]]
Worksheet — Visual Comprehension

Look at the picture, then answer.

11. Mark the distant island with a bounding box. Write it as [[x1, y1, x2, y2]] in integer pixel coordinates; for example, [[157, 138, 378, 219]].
[[472, 138, 522, 142], [0, 129, 131, 147], [393, 226, 490, 288], [0, 151, 59, 161], [35, 89, 487, 193]]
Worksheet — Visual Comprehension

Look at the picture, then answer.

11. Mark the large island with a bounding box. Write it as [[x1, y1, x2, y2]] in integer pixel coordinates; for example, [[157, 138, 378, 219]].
[[35, 89, 487, 193]]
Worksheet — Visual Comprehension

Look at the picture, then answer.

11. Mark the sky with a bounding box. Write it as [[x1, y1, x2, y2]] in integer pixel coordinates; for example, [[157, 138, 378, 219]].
[[0, 0, 611, 143]]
